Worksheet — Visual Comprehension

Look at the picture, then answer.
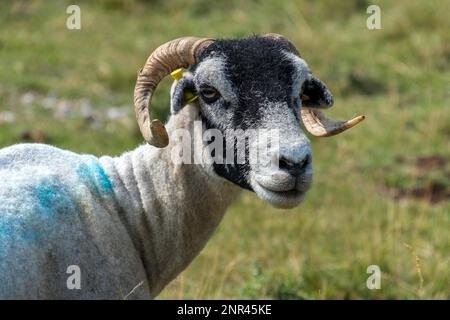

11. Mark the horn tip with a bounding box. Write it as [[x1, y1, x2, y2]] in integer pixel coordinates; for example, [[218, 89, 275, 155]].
[[347, 115, 366, 128], [147, 119, 169, 148]]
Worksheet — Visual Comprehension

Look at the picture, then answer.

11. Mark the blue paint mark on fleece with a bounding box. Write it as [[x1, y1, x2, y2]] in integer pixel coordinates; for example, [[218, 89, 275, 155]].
[[0, 216, 15, 258], [36, 182, 59, 218], [77, 157, 113, 195], [34, 178, 76, 218], [0, 215, 15, 240], [0, 177, 78, 257]]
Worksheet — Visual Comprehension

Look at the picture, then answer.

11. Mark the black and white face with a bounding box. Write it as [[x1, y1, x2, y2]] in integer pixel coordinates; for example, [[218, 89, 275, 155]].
[[171, 36, 334, 209]]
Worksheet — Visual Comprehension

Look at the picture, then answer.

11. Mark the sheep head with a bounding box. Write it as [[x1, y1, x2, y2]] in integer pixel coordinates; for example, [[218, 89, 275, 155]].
[[134, 35, 365, 208]]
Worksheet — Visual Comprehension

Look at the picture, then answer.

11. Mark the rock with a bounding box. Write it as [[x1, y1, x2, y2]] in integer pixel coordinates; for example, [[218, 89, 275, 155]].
[[0, 111, 16, 124], [20, 92, 37, 105], [106, 107, 128, 120]]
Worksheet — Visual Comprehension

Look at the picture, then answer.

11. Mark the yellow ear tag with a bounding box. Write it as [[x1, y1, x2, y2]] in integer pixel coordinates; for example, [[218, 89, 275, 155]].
[[170, 68, 184, 81], [170, 68, 198, 104]]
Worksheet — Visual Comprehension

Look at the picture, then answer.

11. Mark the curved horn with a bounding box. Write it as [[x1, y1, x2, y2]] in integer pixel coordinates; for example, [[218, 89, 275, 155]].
[[301, 108, 365, 137], [134, 37, 214, 147], [264, 33, 365, 137]]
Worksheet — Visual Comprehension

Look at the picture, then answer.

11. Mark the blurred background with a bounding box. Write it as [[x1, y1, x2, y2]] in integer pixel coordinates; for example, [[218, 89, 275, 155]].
[[0, 0, 448, 299]]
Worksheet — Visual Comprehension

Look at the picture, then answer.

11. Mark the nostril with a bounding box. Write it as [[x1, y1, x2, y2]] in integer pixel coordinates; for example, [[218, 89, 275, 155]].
[[278, 155, 311, 176], [300, 154, 311, 170], [278, 157, 294, 172]]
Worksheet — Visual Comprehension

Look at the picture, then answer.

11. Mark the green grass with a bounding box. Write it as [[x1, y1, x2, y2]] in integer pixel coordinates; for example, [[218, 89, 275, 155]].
[[0, 0, 449, 299]]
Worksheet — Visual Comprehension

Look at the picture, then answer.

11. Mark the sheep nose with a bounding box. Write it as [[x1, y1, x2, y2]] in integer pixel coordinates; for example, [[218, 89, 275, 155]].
[[278, 154, 311, 176]]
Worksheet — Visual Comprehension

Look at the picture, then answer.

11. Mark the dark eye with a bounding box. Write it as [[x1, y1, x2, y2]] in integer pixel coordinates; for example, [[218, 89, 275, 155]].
[[199, 86, 220, 103]]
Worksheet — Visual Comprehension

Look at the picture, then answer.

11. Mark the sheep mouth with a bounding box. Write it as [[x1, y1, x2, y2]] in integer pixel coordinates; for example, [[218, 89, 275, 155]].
[[251, 178, 307, 209]]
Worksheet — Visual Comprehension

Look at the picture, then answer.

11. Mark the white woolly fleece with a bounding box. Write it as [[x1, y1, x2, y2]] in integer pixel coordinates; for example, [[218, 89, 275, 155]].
[[0, 104, 241, 299]]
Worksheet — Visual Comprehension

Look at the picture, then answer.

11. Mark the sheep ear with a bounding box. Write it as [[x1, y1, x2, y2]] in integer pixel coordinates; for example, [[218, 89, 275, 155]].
[[170, 77, 197, 114], [301, 75, 334, 109]]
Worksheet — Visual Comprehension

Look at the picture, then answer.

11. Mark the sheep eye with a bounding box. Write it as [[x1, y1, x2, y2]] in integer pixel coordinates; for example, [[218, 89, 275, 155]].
[[199, 86, 220, 103]]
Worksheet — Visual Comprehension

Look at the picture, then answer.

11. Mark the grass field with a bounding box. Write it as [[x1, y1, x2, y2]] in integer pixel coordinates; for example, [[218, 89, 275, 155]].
[[0, 0, 448, 299]]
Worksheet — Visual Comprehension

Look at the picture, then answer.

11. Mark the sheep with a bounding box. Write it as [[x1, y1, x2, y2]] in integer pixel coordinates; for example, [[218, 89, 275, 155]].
[[0, 34, 364, 299]]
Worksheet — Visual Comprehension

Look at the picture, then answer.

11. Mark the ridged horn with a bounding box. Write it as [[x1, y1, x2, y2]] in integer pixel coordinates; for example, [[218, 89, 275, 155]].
[[301, 108, 365, 137], [264, 33, 365, 137], [134, 37, 214, 147]]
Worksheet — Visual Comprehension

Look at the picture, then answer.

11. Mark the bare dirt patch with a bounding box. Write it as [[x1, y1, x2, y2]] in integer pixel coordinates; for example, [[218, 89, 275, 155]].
[[384, 155, 450, 204]]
